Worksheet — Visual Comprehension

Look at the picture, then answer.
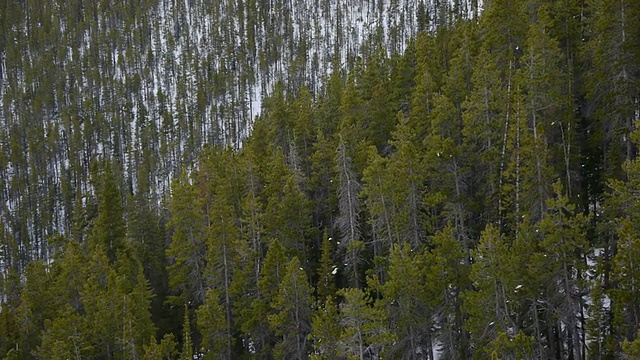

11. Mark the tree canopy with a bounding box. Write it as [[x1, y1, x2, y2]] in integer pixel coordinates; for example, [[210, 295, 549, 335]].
[[1, 0, 639, 358]]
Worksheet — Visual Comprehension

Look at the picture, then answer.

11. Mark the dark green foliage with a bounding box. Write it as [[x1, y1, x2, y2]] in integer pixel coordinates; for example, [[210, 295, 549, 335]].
[[309, 296, 341, 359], [337, 287, 393, 359], [270, 257, 314, 359], [180, 307, 193, 360], [1, 1, 640, 359], [91, 163, 127, 262]]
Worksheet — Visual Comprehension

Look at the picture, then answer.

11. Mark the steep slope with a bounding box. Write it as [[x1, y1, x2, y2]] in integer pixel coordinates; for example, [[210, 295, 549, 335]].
[[0, 0, 480, 264]]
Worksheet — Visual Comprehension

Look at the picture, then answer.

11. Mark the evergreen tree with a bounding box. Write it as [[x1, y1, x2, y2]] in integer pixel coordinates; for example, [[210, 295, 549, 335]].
[[309, 296, 341, 360], [538, 182, 588, 360], [81, 249, 120, 359], [461, 47, 508, 234], [270, 257, 314, 359], [316, 230, 336, 305], [242, 239, 288, 357], [166, 173, 207, 306], [374, 242, 431, 359], [410, 33, 440, 140], [361, 145, 395, 259], [128, 191, 171, 335], [315, 67, 344, 137], [389, 38, 417, 115], [196, 288, 229, 358], [143, 333, 178, 360], [609, 220, 640, 344], [16, 260, 58, 357], [584, 0, 640, 180], [309, 130, 338, 237], [424, 225, 470, 359], [37, 304, 89, 360], [519, 10, 574, 200], [359, 49, 394, 151], [1, 2, 640, 359], [337, 72, 368, 171], [180, 306, 193, 360], [200, 149, 245, 359], [91, 162, 127, 262], [607, 124, 640, 347], [498, 88, 555, 235], [622, 331, 640, 358], [80, 246, 155, 359], [263, 150, 312, 258], [290, 85, 316, 174], [338, 288, 392, 360], [388, 114, 425, 248], [479, 0, 527, 69], [335, 138, 364, 288], [463, 224, 520, 357], [121, 271, 156, 358], [264, 81, 292, 153]]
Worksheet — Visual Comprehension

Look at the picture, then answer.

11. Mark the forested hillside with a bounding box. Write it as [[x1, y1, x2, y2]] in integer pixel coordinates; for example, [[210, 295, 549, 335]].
[[1, 0, 640, 359]]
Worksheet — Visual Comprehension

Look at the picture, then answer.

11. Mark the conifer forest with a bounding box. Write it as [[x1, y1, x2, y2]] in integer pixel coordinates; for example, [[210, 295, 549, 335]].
[[1, 0, 640, 358]]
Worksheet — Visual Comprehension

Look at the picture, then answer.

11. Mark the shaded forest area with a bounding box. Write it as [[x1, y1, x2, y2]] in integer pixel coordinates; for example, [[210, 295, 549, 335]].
[[1, 0, 640, 358]]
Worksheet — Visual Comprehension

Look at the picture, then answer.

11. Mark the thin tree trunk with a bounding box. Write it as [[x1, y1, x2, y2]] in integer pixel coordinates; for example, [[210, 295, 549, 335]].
[[498, 60, 513, 230], [221, 219, 233, 360]]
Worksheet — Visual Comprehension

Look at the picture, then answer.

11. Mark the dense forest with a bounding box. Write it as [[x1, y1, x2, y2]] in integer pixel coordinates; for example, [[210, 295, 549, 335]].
[[1, 0, 640, 358]]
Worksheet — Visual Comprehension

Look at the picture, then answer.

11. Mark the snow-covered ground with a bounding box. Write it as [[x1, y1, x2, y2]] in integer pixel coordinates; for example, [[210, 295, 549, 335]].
[[0, 0, 481, 259]]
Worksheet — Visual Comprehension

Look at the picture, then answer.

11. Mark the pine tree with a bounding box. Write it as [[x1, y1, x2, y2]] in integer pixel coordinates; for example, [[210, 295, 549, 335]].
[[410, 33, 440, 141], [359, 50, 394, 151], [337, 72, 368, 172], [316, 230, 336, 305], [166, 173, 207, 306], [270, 257, 314, 359], [361, 145, 395, 258], [143, 333, 178, 360], [424, 224, 470, 359], [37, 304, 88, 360], [338, 288, 392, 360], [81, 249, 120, 359], [196, 288, 229, 358], [584, 0, 640, 179], [70, 191, 88, 243], [315, 67, 344, 137], [180, 306, 193, 360], [538, 182, 588, 360], [607, 125, 640, 346], [121, 271, 156, 358], [375, 242, 431, 359], [309, 296, 341, 360], [622, 331, 640, 358], [463, 224, 518, 357], [461, 47, 508, 234], [290, 85, 316, 174], [242, 239, 288, 357], [309, 131, 338, 237], [264, 81, 292, 153], [499, 88, 555, 235], [519, 10, 574, 200], [389, 38, 416, 115], [200, 149, 245, 359], [609, 219, 640, 345], [425, 94, 465, 238], [16, 260, 59, 357], [335, 138, 363, 288], [91, 162, 127, 262], [479, 0, 527, 69], [262, 150, 312, 258], [388, 114, 425, 249], [50, 239, 86, 313]]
